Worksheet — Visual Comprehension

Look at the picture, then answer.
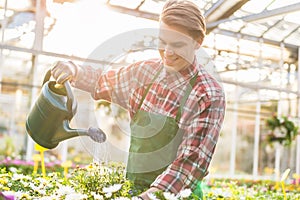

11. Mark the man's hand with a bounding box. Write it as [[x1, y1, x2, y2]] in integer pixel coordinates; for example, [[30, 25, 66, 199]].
[[139, 187, 160, 200], [51, 61, 80, 84]]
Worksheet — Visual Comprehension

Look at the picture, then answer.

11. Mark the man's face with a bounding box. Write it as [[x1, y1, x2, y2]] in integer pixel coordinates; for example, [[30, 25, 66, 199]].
[[158, 22, 199, 72]]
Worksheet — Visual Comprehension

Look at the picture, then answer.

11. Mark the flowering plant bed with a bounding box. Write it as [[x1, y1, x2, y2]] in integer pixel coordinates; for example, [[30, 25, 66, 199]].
[[0, 162, 300, 200], [0, 157, 66, 175], [204, 179, 300, 200]]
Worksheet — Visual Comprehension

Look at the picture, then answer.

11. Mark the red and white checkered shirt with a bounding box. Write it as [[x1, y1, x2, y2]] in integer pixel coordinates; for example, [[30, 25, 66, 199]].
[[73, 58, 226, 193]]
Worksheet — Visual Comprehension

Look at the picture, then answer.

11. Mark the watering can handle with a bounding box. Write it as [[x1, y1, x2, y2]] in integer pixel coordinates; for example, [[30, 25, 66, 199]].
[[64, 80, 74, 114], [42, 69, 52, 85], [42, 69, 74, 114]]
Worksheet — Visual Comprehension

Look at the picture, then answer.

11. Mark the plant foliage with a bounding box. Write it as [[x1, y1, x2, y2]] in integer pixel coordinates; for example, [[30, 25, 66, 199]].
[[265, 115, 299, 146]]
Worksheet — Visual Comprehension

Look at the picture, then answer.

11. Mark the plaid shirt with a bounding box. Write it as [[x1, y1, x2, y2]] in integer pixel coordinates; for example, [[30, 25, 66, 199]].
[[73, 58, 226, 193]]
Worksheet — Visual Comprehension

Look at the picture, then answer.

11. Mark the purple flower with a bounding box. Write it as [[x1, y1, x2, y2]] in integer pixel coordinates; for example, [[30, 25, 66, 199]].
[[0, 191, 15, 200]]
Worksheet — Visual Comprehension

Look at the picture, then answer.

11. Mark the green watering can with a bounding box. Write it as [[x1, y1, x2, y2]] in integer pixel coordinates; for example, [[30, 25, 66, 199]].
[[26, 70, 106, 149]]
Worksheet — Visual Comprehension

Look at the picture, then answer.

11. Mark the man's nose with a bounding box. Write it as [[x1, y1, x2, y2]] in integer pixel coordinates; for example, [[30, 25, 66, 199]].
[[164, 46, 175, 56]]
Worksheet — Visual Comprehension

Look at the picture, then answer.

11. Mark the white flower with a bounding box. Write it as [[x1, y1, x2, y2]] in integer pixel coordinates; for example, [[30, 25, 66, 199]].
[[211, 188, 231, 198], [9, 167, 18, 173], [40, 189, 47, 196], [65, 193, 88, 200], [103, 184, 122, 193], [179, 189, 192, 198], [105, 192, 112, 198], [114, 197, 130, 200], [20, 180, 29, 187], [163, 192, 178, 200], [14, 191, 30, 199], [12, 173, 31, 181], [92, 192, 104, 200], [29, 182, 38, 191], [36, 177, 47, 185], [99, 166, 113, 175], [147, 192, 160, 200], [131, 197, 142, 200], [56, 185, 75, 196]]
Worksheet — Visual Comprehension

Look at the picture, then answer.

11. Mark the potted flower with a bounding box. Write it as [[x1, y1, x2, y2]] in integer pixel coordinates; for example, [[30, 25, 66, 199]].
[[265, 115, 299, 148]]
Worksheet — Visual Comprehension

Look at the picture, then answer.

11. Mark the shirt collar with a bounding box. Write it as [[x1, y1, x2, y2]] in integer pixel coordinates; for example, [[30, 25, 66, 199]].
[[158, 57, 198, 88], [178, 57, 198, 77]]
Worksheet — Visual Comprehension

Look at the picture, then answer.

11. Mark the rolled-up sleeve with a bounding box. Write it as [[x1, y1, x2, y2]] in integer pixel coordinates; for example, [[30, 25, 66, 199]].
[[72, 60, 160, 109], [72, 65, 102, 94]]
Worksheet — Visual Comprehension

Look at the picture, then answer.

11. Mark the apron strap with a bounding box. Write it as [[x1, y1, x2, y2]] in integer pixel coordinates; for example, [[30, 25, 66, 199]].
[[175, 74, 197, 122], [137, 67, 198, 122], [137, 67, 163, 109]]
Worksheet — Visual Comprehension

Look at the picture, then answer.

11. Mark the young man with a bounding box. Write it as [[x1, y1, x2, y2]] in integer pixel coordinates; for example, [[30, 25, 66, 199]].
[[52, 0, 225, 198]]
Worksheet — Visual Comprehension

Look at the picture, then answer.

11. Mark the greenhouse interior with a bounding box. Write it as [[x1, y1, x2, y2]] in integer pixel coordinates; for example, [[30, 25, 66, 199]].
[[0, 0, 300, 199]]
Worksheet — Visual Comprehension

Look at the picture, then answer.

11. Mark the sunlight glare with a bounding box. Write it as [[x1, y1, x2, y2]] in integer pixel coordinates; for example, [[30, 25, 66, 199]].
[[44, 0, 158, 57]]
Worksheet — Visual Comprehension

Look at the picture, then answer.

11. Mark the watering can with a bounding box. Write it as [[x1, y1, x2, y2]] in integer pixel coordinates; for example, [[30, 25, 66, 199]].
[[26, 69, 106, 149]]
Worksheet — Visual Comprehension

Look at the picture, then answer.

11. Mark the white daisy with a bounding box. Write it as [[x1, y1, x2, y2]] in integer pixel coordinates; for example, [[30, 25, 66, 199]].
[[103, 184, 122, 193], [179, 189, 192, 198], [92, 192, 104, 200], [12, 173, 31, 181], [131, 197, 142, 200], [114, 197, 130, 200], [163, 192, 178, 200], [56, 185, 75, 196], [147, 192, 160, 200], [105, 192, 112, 198], [65, 193, 88, 200]]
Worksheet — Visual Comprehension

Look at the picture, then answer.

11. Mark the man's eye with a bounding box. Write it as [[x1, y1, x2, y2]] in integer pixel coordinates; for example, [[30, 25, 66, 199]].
[[172, 43, 185, 48], [159, 39, 166, 45]]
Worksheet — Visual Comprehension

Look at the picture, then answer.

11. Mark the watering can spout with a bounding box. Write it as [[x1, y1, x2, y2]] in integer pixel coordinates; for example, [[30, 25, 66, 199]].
[[26, 69, 107, 149], [52, 120, 107, 144]]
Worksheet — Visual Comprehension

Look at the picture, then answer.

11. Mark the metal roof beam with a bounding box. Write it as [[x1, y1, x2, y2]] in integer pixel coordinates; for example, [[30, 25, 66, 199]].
[[213, 29, 298, 62], [214, 29, 297, 49], [106, 3, 159, 21], [280, 26, 300, 43], [204, 0, 226, 18], [207, 2, 300, 29], [206, 0, 249, 33]]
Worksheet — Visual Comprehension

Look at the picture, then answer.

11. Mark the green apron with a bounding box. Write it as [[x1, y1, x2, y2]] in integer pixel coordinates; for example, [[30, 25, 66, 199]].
[[126, 70, 202, 197]]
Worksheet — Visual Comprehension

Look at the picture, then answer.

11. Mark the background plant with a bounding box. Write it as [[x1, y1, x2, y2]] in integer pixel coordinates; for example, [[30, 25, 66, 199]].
[[265, 115, 299, 147]]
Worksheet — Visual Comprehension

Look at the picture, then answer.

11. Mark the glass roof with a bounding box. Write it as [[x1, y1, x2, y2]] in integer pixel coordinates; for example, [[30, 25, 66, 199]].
[[0, 0, 299, 105], [105, 0, 300, 105], [107, 0, 300, 47]]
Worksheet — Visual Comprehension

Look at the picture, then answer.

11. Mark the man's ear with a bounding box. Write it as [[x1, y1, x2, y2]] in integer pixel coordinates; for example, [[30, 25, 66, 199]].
[[194, 41, 202, 49], [193, 37, 203, 49]]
